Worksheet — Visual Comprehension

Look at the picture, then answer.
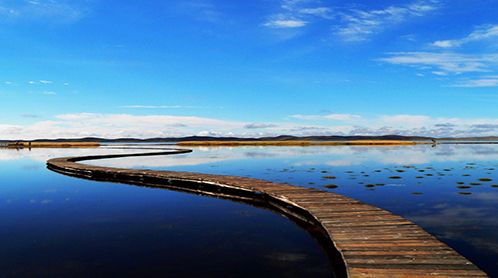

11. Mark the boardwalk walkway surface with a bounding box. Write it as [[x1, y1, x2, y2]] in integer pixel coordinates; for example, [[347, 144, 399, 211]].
[[47, 149, 488, 278]]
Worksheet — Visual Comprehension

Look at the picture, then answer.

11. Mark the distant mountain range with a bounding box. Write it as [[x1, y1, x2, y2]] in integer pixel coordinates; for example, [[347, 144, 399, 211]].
[[2, 135, 498, 143]]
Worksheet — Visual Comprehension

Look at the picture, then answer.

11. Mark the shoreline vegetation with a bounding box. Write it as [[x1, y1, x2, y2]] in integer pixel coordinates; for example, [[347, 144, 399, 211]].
[[176, 140, 423, 146], [2, 142, 100, 149]]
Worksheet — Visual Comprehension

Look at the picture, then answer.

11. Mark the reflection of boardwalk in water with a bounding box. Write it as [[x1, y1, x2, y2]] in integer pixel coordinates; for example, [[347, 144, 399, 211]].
[[47, 149, 488, 277]]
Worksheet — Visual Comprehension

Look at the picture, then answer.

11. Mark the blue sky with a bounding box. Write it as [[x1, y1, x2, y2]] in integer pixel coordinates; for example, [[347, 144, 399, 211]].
[[1, 0, 498, 139]]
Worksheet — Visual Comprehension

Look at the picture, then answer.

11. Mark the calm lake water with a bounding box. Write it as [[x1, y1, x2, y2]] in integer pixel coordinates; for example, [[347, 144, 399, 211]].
[[91, 144, 498, 277], [0, 148, 333, 277]]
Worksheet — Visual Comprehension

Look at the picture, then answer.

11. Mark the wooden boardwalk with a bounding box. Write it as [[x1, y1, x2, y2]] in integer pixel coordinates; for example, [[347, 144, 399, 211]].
[[47, 149, 487, 278]]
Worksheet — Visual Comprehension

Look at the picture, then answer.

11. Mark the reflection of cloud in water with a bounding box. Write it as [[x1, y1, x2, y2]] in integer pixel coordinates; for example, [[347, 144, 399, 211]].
[[244, 152, 277, 158], [265, 252, 307, 263], [469, 192, 498, 202], [0, 151, 24, 161], [304, 145, 498, 166], [98, 155, 231, 168], [435, 149, 456, 156], [93, 146, 329, 168], [0, 148, 147, 163], [408, 205, 498, 253], [4, 144, 498, 169], [326, 160, 354, 167], [96, 145, 498, 168], [29, 199, 53, 205], [468, 145, 498, 155]]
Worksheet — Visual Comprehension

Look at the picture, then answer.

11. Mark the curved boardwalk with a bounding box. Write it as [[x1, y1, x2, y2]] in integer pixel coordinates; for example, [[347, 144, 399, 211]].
[[47, 149, 487, 278]]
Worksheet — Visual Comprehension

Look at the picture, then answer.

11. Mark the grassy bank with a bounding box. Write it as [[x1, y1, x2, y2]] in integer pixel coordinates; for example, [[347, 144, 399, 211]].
[[176, 140, 422, 147], [4, 142, 100, 148]]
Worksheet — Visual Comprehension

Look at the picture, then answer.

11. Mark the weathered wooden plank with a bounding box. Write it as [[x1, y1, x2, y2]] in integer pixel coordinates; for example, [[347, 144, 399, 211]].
[[319, 214, 406, 221], [339, 246, 461, 253], [349, 268, 487, 277], [345, 256, 473, 265], [344, 250, 459, 256], [348, 263, 479, 270]]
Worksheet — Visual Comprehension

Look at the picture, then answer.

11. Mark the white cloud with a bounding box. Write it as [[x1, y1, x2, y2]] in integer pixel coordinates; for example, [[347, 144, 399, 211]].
[[120, 105, 222, 110], [432, 40, 457, 48], [28, 80, 54, 85], [263, 0, 332, 29], [433, 24, 498, 48], [264, 19, 307, 28], [432, 71, 449, 76], [380, 52, 498, 75], [280, 0, 316, 11], [292, 113, 363, 122], [122, 105, 194, 109], [380, 24, 498, 86], [288, 113, 498, 137], [379, 114, 432, 128], [298, 7, 332, 18], [263, 0, 438, 38], [55, 113, 95, 121], [41, 91, 56, 95], [452, 75, 498, 88], [4, 112, 498, 140], [335, 0, 439, 42], [244, 123, 278, 129], [0, 113, 246, 140]]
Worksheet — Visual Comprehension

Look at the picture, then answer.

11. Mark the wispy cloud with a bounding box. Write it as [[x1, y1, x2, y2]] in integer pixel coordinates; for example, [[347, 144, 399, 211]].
[[379, 52, 498, 75], [263, 0, 332, 29], [380, 50, 498, 87], [452, 75, 498, 88], [122, 105, 194, 109], [264, 19, 307, 29], [298, 7, 332, 18], [177, 1, 222, 23], [379, 21, 498, 87], [21, 114, 41, 119], [433, 24, 498, 48], [28, 80, 54, 85], [292, 113, 363, 121], [0, 0, 88, 23], [263, 0, 439, 41], [244, 123, 278, 129], [335, 0, 440, 42], [120, 105, 222, 109], [379, 114, 432, 127]]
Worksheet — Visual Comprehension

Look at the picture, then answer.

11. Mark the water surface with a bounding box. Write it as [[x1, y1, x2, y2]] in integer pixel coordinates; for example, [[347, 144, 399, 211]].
[[0, 148, 333, 277], [92, 144, 498, 276]]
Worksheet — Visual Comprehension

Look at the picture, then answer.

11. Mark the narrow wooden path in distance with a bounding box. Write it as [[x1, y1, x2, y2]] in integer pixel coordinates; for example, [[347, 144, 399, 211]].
[[47, 149, 487, 278]]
